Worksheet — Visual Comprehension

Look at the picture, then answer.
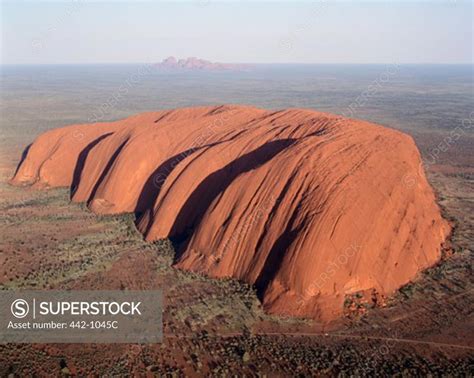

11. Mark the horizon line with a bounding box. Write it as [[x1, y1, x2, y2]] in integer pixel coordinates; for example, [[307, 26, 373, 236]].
[[2, 62, 473, 66]]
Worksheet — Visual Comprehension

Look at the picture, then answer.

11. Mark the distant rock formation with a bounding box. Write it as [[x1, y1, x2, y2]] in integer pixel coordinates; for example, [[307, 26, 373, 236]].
[[156, 56, 244, 71], [11, 105, 451, 321]]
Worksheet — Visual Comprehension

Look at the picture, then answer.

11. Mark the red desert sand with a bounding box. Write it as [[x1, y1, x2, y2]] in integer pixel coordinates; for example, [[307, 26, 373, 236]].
[[11, 105, 451, 321]]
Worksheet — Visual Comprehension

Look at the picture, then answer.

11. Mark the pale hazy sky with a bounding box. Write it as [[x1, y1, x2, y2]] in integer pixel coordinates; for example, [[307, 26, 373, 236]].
[[1, 1, 472, 64]]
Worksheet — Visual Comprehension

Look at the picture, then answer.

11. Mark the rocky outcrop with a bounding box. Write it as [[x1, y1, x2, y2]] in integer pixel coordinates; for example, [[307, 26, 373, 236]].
[[156, 56, 243, 71], [11, 105, 451, 321]]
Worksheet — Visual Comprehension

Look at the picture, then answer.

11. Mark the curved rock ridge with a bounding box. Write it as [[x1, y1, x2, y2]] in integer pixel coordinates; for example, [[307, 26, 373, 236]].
[[11, 105, 451, 321]]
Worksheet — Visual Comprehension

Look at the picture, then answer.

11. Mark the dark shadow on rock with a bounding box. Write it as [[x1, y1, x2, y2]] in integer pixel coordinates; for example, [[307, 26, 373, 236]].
[[70, 133, 113, 199], [135, 138, 239, 233], [134, 147, 201, 217], [169, 138, 295, 262], [254, 214, 305, 300], [13, 143, 32, 177], [87, 138, 129, 203]]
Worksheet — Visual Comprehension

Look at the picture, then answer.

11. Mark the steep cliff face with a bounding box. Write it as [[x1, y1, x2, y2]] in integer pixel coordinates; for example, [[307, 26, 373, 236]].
[[11, 105, 451, 321]]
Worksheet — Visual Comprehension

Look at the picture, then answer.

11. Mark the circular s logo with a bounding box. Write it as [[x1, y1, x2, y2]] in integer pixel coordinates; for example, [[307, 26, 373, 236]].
[[11, 299, 29, 319]]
